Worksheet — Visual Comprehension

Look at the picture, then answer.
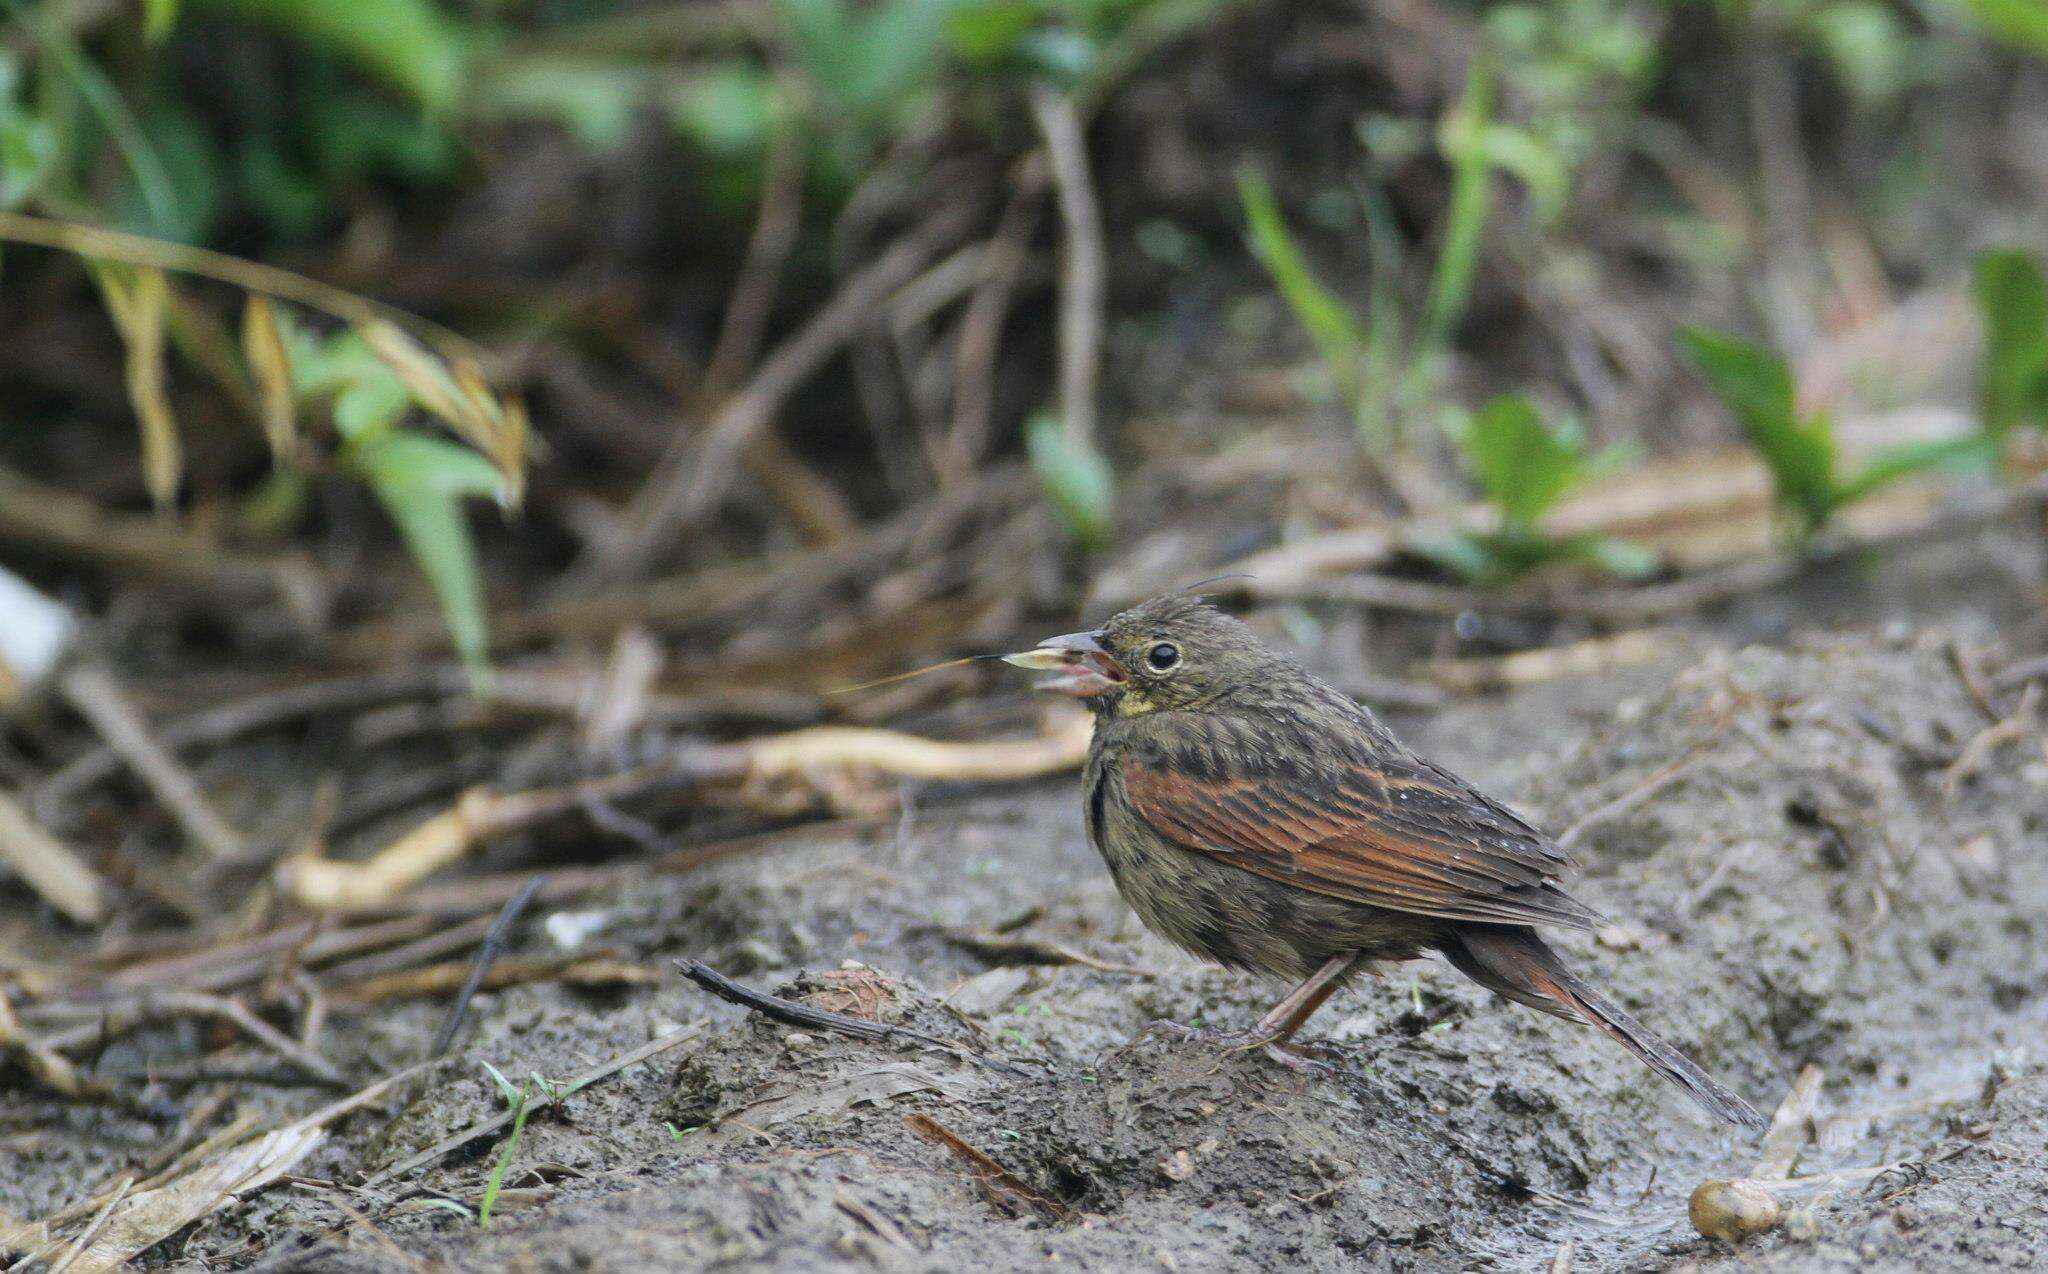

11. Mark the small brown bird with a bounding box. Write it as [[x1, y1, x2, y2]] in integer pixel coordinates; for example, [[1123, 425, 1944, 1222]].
[[1006, 594, 1764, 1130]]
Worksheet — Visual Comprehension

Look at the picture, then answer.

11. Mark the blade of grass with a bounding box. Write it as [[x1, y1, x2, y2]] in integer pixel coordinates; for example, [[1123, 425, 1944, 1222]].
[[477, 1081, 529, 1228], [1680, 326, 1834, 533], [1973, 248, 2048, 438], [1237, 163, 1367, 404], [351, 432, 501, 686], [0, 0, 180, 233], [1419, 53, 1495, 355]]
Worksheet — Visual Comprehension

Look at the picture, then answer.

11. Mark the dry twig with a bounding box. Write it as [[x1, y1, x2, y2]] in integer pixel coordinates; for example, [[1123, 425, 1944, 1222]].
[[36, 668, 469, 813], [1030, 85, 1104, 453], [56, 664, 245, 862], [903, 1113, 1071, 1222], [0, 791, 107, 925], [941, 155, 1048, 482], [0, 466, 322, 623], [1940, 682, 2040, 800], [678, 960, 1026, 1077], [0, 994, 144, 1114], [128, 991, 346, 1087], [430, 875, 544, 1056], [581, 214, 969, 583]]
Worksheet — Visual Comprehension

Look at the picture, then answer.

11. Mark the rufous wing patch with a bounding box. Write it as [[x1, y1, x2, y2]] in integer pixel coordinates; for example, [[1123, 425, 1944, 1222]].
[[1121, 755, 1598, 931]]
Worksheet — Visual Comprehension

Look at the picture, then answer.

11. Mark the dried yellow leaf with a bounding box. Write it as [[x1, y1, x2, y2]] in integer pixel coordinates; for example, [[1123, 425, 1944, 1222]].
[[359, 320, 470, 434], [241, 295, 297, 460], [120, 268, 180, 510]]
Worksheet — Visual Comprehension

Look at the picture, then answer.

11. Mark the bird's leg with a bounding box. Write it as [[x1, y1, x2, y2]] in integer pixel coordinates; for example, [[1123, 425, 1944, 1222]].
[[1135, 953, 1363, 1071], [1232, 952, 1363, 1070]]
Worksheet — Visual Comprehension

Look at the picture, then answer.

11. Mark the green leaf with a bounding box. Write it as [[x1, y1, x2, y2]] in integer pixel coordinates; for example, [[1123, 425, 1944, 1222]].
[[1807, 0, 1911, 104], [1680, 326, 1835, 531], [1462, 393, 1582, 526], [334, 376, 410, 441], [144, 0, 180, 42], [780, 0, 961, 142], [0, 85, 56, 210], [112, 102, 225, 244], [478, 57, 649, 152], [1236, 163, 1368, 404], [350, 431, 500, 683], [1944, 0, 2048, 55], [1568, 534, 1660, 580], [1025, 413, 1115, 551], [1833, 435, 1998, 506], [666, 65, 782, 159], [191, 0, 473, 114], [948, 0, 1044, 63], [1415, 526, 1657, 587], [1974, 248, 2048, 437]]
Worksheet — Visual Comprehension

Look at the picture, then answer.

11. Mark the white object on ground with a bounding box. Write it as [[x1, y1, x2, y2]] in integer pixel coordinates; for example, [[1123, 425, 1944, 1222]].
[[0, 566, 77, 696]]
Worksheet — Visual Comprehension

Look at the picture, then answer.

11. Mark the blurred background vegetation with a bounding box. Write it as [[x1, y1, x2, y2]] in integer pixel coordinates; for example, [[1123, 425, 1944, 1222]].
[[3, 0, 2048, 724]]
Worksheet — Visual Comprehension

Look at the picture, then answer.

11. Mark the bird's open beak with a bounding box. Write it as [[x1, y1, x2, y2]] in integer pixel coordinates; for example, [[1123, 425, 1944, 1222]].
[[1001, 630, 1127, 697]]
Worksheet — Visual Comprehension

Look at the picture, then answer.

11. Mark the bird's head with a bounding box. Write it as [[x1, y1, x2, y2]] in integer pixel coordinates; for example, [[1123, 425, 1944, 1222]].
[[1003, 595, 1277, 718]]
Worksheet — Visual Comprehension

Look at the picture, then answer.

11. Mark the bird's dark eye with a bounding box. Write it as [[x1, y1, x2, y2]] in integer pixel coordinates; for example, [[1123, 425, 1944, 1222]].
[[1145, 642, 1180, 672]]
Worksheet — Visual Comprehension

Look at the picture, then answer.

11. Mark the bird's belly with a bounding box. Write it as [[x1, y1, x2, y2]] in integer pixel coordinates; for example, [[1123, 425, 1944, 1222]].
[[1091, 789, 1431, 982]]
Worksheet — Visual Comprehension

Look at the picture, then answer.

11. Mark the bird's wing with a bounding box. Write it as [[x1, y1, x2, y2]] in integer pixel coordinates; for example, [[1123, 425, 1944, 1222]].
[[1119, 715, 1600, 931]]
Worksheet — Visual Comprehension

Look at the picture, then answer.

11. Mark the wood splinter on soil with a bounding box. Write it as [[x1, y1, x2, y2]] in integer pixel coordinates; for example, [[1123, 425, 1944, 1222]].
[[903, 1113, 1072, 1223]]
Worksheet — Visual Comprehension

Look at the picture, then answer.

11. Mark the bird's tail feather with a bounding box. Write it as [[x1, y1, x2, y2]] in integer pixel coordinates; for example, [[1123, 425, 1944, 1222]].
[[1444, 925, 1767, 1132]]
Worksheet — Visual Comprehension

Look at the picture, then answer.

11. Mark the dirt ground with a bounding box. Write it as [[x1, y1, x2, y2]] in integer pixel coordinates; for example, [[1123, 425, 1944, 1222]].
[[7, 525, 2048, 1272]]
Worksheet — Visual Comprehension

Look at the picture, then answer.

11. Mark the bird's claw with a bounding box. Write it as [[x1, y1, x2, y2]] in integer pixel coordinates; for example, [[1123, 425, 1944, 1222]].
[[1130, 1020, 1335, 1074]]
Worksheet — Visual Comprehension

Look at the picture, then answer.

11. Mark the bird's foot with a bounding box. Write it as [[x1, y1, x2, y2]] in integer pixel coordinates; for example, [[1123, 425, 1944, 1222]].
[[1131, 1021, 1334, 1074]]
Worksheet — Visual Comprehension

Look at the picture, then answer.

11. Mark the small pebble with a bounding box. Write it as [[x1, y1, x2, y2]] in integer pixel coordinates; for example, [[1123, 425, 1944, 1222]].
[[785, 1032, 814, 1048], [1159, 1150, 1194, 1182], [1689, 1179, 1781, 1243]]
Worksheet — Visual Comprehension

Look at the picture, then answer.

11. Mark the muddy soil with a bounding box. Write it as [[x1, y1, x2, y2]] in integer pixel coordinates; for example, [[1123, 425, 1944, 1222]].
[[8, 533, 2048, 1271]]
